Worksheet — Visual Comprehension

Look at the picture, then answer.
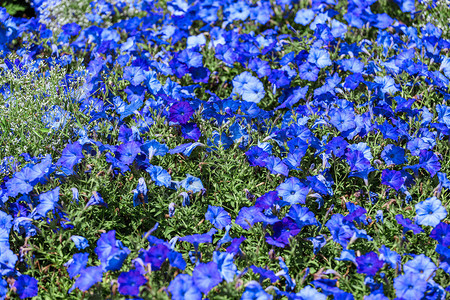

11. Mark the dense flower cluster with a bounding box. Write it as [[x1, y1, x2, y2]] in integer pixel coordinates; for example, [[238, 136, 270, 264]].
[[1, 0, 450, 299]]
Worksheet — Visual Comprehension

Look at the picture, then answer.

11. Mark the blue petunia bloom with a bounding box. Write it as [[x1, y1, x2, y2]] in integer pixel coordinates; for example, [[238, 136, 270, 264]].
[[294, 286, 327, 300], [356, 252, 384, 276], [69, 266, 103, 293], [118, 269, 147, 296], [294, 9, 315, 25], [381, 144, 406, 165], [276, 177, 308, 205], [393, 272, 427, 300], [146, 165, 171, 188], [71, 235, 89, 250], [181, 174, 204, 193], [403, 254, 436, 281], [95, 230, 130, 272], [85, 191, 108, 208], [132, 177, 148, 207], [141, 140, 168, 161], [205, 205, 231, 230], [168, 274, 202, 300], [169, 102, 195, 125], [396, 214, 423, 234], [31, 186, 60, 220], [232, 71, 265, 103], [415, 197, 447, 227], [64, 252, 89, 279], [381, 169, 404, 191], [286, 205, 318, 229], [307, 47, 332, 69], [13, 275, 38, 299], [241, 281, 273, 300], [307, 235, 327, 255], [192, 261, 223, 295], [430, 222, 450, 246], [168, 250, 186, 270], [335, 249, 356, 264], [56, 142, 84, 172], [251, 265, 280, 284]]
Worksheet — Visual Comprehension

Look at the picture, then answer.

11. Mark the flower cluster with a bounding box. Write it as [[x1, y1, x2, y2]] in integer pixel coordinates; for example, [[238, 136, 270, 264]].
[[0, 0, 450, 299]]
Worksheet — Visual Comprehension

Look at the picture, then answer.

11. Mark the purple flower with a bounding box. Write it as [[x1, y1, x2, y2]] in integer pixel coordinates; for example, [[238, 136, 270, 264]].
[[395, 214, 423, 234], [356, 252, 384, 276], [430, 222, 450, 246], [13, 275, 38, 299], [169, 102, 194, 125], [118, 270, 147, 296], [381, 169, 405, 191]]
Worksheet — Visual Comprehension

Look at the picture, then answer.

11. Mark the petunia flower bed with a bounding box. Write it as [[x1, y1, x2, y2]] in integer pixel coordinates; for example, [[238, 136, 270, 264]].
[[1, 0, 450, 298]]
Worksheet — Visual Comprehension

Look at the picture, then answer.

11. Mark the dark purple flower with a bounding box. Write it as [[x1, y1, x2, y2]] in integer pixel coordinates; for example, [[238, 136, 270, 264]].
[[395, 214, 423, 235], [381, 169, 405, 191], [430, 222, 450, 247], [13, 275, 38, 299], [169, 102, 194, 125], [138, 244, 170, 271], [356, 252, 384, 276], [118, 270, 147, 296], [325, 136, 348, 158], [245, 146, 269, 167]]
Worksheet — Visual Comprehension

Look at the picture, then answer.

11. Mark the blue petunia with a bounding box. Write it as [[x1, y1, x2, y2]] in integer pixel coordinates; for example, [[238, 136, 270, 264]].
[[71, 235, 89, 250], [415, 197, 447, 227], [205, 205, 231, 230]]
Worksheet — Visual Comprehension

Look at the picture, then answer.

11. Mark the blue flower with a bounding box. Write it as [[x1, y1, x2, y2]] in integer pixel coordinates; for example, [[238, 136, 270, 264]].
[[69, 266, 103, 293], [213, 251, 237, 283], [13, 275, 38, 299], [403, 254, 436, 281], [241, 281, 273, 300], [356, 252, 384, 276], [232, 71, 265, 103], [146, 165, 171, 188], [205, 205, 231, 230], [181, 174, 204, 193], [118, 269, 147, 296], [168, 274, 202, 300], [65, 253, 89, 279], [70, 235, 89, 250], [393, 272, 427, 300], [276, 177, 308, 205], [415, 197, 447, 227], [192, 261, 223, 295]]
